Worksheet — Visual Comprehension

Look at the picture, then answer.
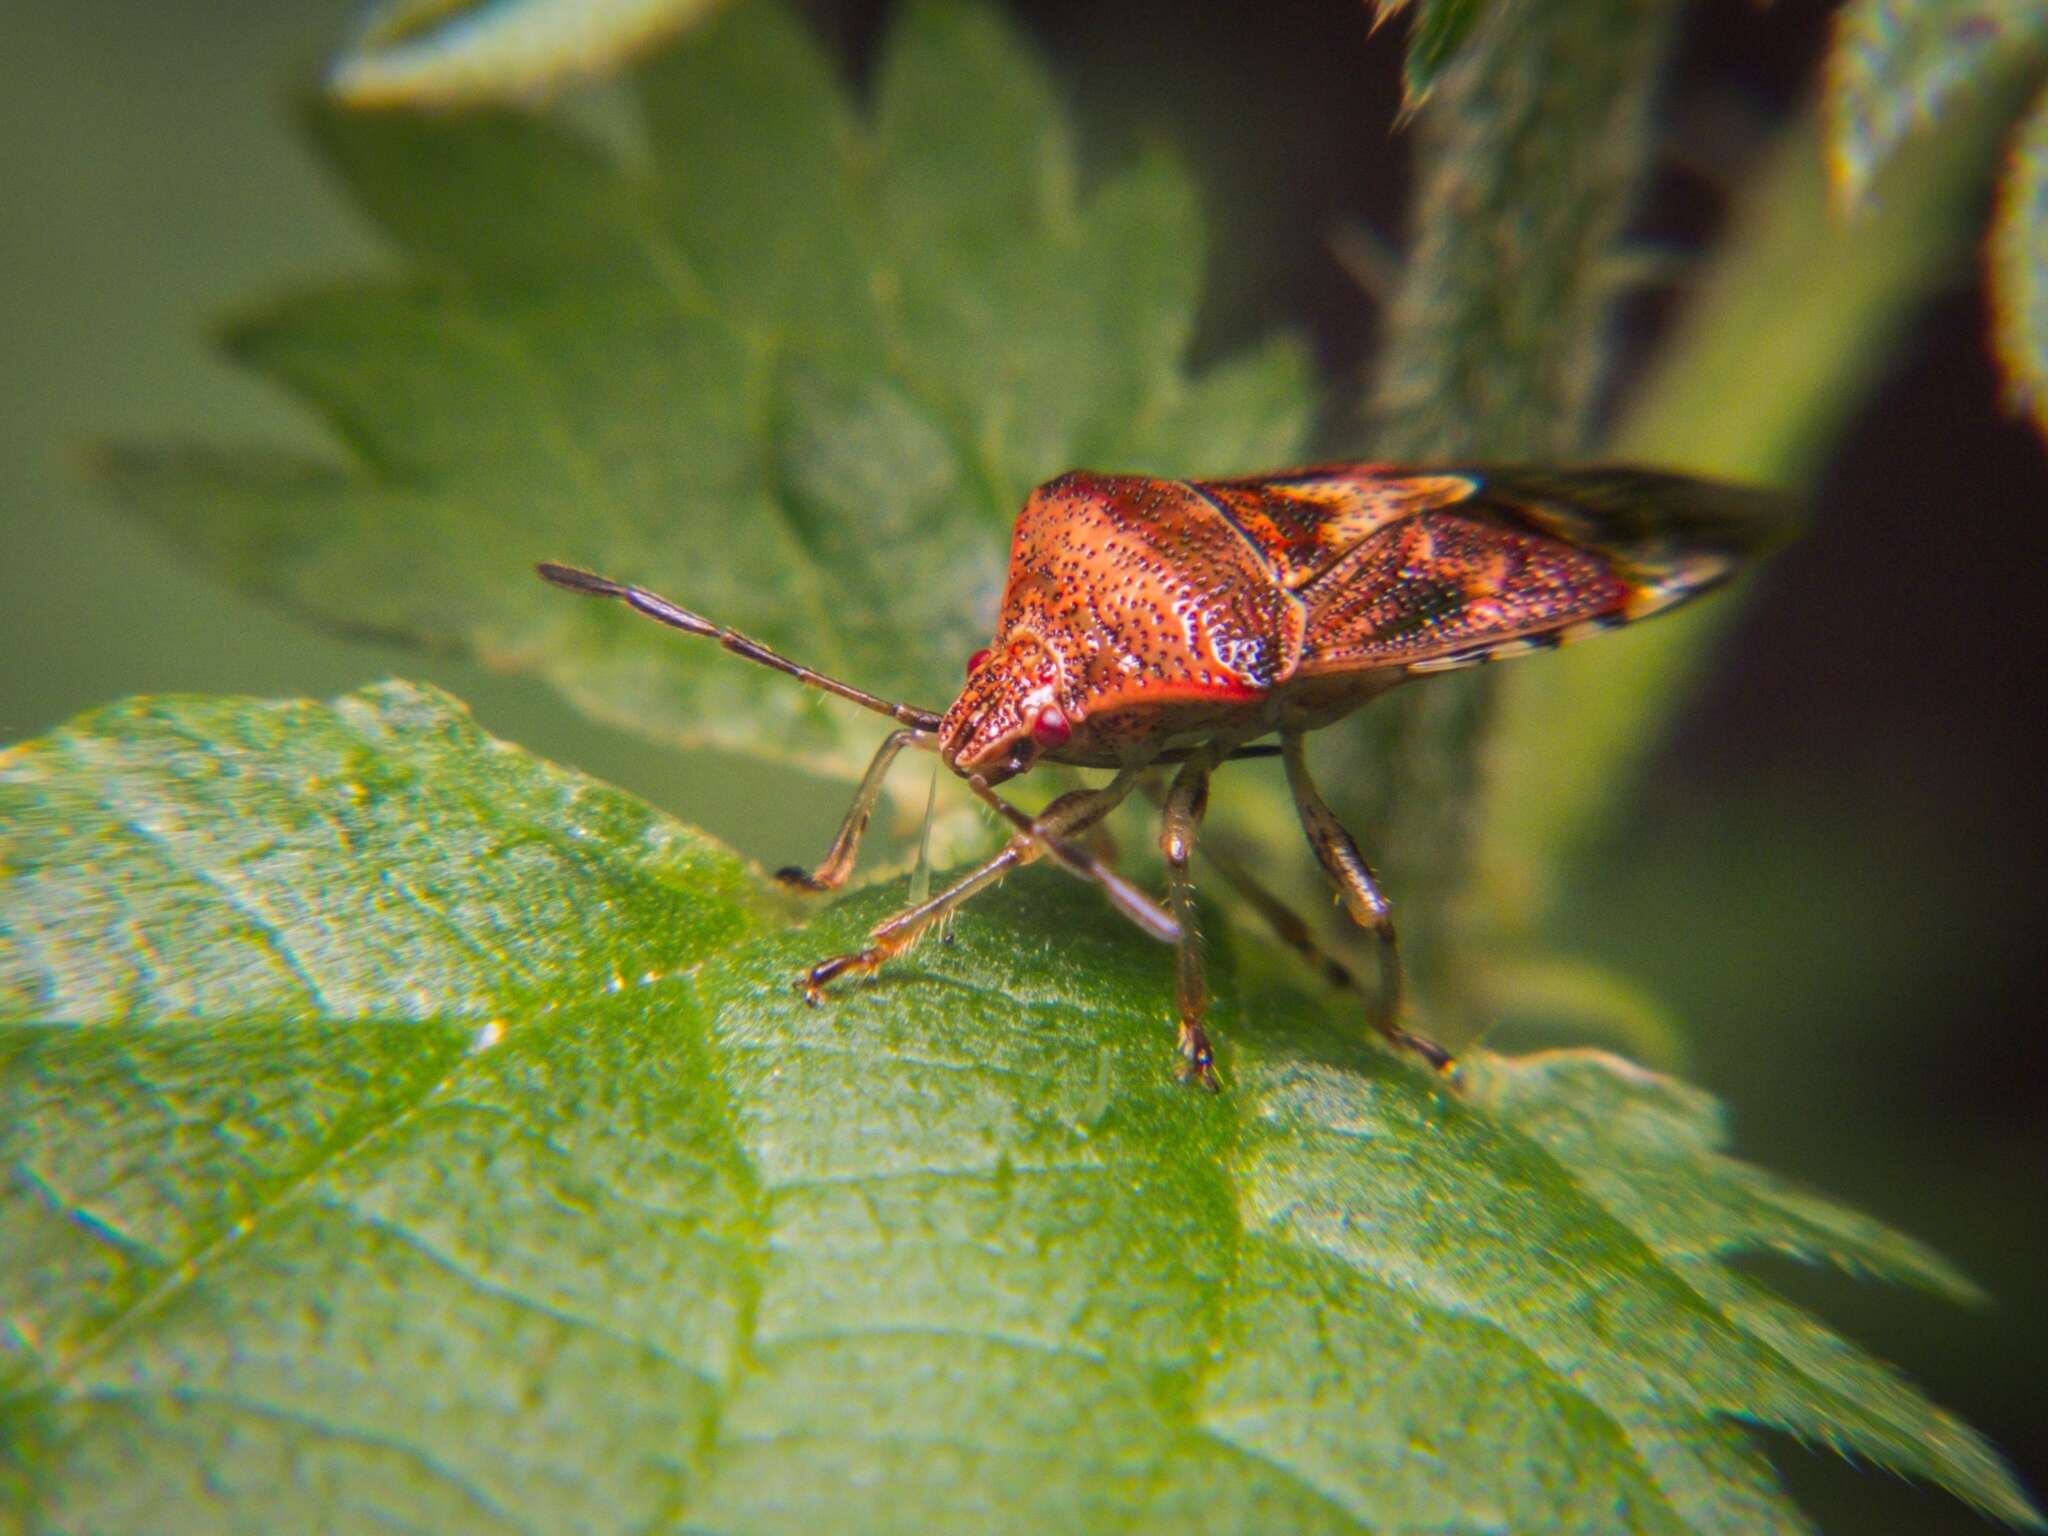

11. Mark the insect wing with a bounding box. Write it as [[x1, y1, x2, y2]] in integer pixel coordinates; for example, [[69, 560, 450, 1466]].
[[1190, 464, 1481, 590], [1292, 466, 1794, 676]]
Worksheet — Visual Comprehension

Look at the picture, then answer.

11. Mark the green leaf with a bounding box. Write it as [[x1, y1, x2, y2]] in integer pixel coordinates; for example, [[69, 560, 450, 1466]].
[[102, 0, 1312, 787], [3, 684, 2038, 1532], [1992, 86, 2048, 437], [1371, 0, 1490, 106], [0, 681, 759, 1025], [1826, 0, 2048, 206], [328, 0, 736, 107]]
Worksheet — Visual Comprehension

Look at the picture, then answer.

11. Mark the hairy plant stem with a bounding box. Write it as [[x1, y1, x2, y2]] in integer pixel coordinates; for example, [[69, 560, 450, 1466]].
[[1343, 0, 1687, 1035]]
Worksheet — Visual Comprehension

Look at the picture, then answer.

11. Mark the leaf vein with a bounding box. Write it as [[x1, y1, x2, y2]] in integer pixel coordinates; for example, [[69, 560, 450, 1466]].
[[759, 1321, 1109, 1367], [80, 1384, 536, 1535], [42, 1029, 473, 1391], [334, 1202, 723, 1389]]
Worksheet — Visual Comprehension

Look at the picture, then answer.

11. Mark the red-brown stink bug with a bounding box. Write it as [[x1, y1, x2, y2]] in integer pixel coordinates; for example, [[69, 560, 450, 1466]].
[[540, 462, 1787, 1087]]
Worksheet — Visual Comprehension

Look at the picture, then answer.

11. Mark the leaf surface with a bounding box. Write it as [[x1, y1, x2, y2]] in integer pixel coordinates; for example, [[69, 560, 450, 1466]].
[[3, 683, 2037, 1534], [104, 0, 1311, 787]]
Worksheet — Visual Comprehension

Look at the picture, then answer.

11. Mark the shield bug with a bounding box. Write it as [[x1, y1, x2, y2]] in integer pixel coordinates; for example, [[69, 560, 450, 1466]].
[[540, 462, 1786, 1087]]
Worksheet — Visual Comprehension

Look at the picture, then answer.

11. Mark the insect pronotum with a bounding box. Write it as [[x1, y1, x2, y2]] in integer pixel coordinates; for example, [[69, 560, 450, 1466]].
[[541, 462, 1787, 1087]]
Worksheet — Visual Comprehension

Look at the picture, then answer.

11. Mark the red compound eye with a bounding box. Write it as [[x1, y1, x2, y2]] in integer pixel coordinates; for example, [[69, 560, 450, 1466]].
[[966, 647, 991, 677], [1030, 704, 1072, 750]]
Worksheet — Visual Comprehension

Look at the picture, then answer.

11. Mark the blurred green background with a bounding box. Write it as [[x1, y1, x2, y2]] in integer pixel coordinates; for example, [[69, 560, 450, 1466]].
[[3, 1, 2041, 1530]]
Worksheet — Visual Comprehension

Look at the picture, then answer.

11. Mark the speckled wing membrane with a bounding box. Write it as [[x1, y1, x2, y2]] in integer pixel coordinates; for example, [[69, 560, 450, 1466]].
[[1190, 468, 1479, 589]]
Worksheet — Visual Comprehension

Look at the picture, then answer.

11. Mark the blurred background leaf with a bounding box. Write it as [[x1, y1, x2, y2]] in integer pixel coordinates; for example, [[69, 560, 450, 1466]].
[[1991, 92, 2048, 435], [1825, 0, 2047, 205], [3, 683, 2036, 1531], [1368, 0, 1488, 106], [329, 0, 737, 107], [1824, 0, 2048, 443], [105, 0, 1312, 793]]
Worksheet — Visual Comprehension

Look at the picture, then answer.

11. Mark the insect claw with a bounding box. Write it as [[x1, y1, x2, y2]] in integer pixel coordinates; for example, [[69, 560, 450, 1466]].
[[1390, 1026, 1460, 1086], [1177, 1020, 1221, 1092], [775, 864, 830, 892], [800, 949, 878, 1006]]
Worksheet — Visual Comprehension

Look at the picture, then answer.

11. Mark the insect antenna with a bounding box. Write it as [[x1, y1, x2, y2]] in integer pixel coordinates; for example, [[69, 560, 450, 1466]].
[[537, 563, 945, 731]]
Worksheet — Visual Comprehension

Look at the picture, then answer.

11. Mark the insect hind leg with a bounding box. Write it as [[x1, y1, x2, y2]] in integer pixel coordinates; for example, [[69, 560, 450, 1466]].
[[1280, 733, 1457, 1079]]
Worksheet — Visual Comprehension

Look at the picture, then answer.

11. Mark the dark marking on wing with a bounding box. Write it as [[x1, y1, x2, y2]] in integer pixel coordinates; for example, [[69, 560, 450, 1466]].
[[1279, 463, 1795, 675], [1298, 512, 1633, 673], [1188, 465, 1481, 590]]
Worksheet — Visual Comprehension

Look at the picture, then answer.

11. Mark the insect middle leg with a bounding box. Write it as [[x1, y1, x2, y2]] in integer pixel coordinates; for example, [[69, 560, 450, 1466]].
[[1159, 745, 1223, 1087], [774, 728, 935, 893], [1279, 732, 1457, 1076], [801, 767, 1145, 1002]]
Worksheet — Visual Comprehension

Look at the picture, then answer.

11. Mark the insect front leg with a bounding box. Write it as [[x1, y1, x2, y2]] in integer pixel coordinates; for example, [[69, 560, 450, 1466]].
[[1159, 745, 1223, 1089], [775, 728, 936, 893], [959, 773, 1177, 943], [1280, 733, 1457, 1079], [800, 769, 1143, 1003]]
